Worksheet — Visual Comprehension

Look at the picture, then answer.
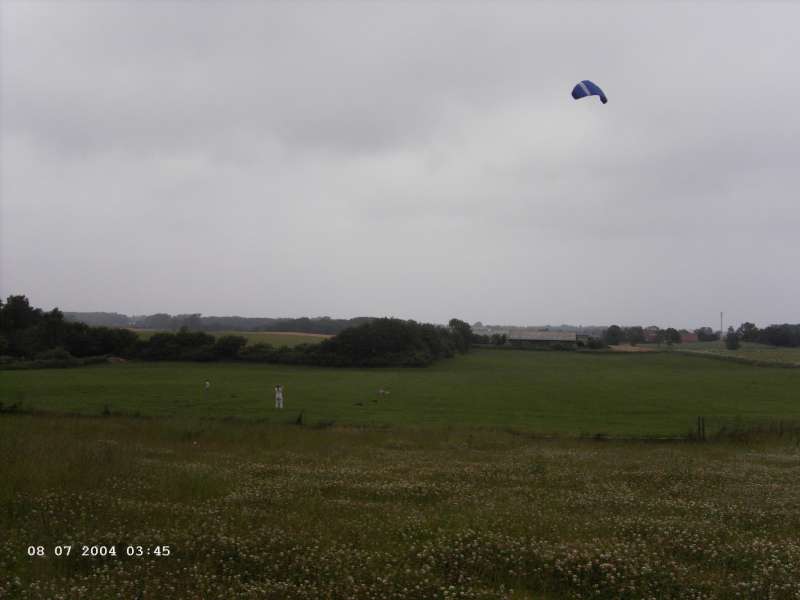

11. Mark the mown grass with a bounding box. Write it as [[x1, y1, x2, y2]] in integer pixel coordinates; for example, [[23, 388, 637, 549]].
[[2, 349, 800, 436], [2, 414, 799, 599], [130, 329, 331, 347]]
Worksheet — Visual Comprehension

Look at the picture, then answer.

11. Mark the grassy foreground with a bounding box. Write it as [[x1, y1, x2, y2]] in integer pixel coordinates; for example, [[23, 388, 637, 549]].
[[2, 350, 800, 436], [2, 415, 799, 599]]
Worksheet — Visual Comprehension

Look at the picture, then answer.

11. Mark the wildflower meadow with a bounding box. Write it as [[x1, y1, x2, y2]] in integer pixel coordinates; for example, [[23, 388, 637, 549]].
[[2, 412, 799, 599]]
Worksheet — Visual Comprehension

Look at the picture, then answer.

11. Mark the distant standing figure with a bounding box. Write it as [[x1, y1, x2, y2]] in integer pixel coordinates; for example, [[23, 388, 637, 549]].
[[274, 384, 284, 409], [204, 380, 211, 392]]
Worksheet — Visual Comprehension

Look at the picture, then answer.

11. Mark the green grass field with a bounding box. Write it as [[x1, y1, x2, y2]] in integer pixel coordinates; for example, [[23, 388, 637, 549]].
[[673, 341, 800, 365], [3, 349, 799, 436], [130, 329, 330, 347], [4, 350, 800, 598]]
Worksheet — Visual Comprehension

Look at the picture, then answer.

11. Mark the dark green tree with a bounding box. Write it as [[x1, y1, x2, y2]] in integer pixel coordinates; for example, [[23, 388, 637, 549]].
[[490, 333, 507, 346], [0, 295, 42, 332], [214, 335, 247, 359], [603, 325, 624, 346], [174, 327, 215, 349], [664, 328, 681, 345], [694, 327, 719, 342], [725, 326, 741, 350], [39, 308, 67, 349], [624, 326, 645, 346], [736, 322, 760, 342], [139, 332, 182, 360], [448, 318, 473, 353]]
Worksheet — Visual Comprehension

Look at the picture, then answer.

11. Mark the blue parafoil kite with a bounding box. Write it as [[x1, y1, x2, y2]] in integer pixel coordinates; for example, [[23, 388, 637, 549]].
[[571, 80, 607, 104]]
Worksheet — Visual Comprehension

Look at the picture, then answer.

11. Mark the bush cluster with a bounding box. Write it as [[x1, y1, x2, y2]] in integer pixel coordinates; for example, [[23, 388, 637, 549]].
[[129, 318, 468, 367], [133, 330, 248, 362], [223, 319, 470, 367]]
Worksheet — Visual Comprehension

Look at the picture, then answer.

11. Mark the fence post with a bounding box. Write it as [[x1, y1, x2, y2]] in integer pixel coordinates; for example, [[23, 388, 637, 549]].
[[697, 416, 706, 442]]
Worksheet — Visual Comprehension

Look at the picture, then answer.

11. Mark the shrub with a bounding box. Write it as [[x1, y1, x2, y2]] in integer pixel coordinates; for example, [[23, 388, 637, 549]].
[[316, 318, 459, 367], [725, 326, 741, 350], [175, 327, 216, 350], [214, 335, 247, 359], [587, 337, 607, 350], [138, 333, 181, 360], [490, 333, 507, 346], [35, 347, 73, 360], [181, 344, 217, 362], [238, 343, 275, 362]]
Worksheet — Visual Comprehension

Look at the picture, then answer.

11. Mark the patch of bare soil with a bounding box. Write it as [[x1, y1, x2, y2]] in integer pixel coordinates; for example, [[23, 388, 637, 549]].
[[609, 344, 654, 352]]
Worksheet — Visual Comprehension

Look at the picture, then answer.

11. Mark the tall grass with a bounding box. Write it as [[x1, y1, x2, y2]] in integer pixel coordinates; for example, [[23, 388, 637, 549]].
[[2, 414, 800, 599]]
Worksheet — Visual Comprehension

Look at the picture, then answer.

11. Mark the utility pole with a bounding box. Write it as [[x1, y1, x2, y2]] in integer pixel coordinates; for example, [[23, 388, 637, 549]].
[[720, 311, 724, 347]]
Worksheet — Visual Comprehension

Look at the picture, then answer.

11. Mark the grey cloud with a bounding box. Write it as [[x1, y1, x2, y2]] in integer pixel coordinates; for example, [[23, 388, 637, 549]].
[[2, 1, 799, 327]]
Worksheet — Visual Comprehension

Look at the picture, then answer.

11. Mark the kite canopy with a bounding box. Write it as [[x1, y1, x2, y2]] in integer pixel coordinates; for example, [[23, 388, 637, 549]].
[[571, 80, 607, 104]]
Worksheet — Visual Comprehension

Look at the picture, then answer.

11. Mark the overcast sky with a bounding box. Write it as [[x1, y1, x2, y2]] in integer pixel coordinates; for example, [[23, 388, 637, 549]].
[[2, 2, 798, 328]]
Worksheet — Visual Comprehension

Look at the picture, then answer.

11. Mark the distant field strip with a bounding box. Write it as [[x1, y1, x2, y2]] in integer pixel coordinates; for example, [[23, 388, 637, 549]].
[[3, 349, 799, 436], [671, 341, 800, 366], [130, 329, 331, 347]]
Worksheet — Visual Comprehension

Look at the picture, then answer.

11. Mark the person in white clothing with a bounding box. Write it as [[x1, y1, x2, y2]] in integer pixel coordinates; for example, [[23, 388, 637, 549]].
[[274, 384, 284, 409]]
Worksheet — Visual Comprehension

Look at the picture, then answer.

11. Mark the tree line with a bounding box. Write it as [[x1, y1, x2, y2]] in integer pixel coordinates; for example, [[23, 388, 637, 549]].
[[601, 323, 800, 348], [1, 296, 473, 368], [470, 333, 508, 346], [63, 311, 374, 335], [602, 325, 685, 346], [730, 322, 800, 347]]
